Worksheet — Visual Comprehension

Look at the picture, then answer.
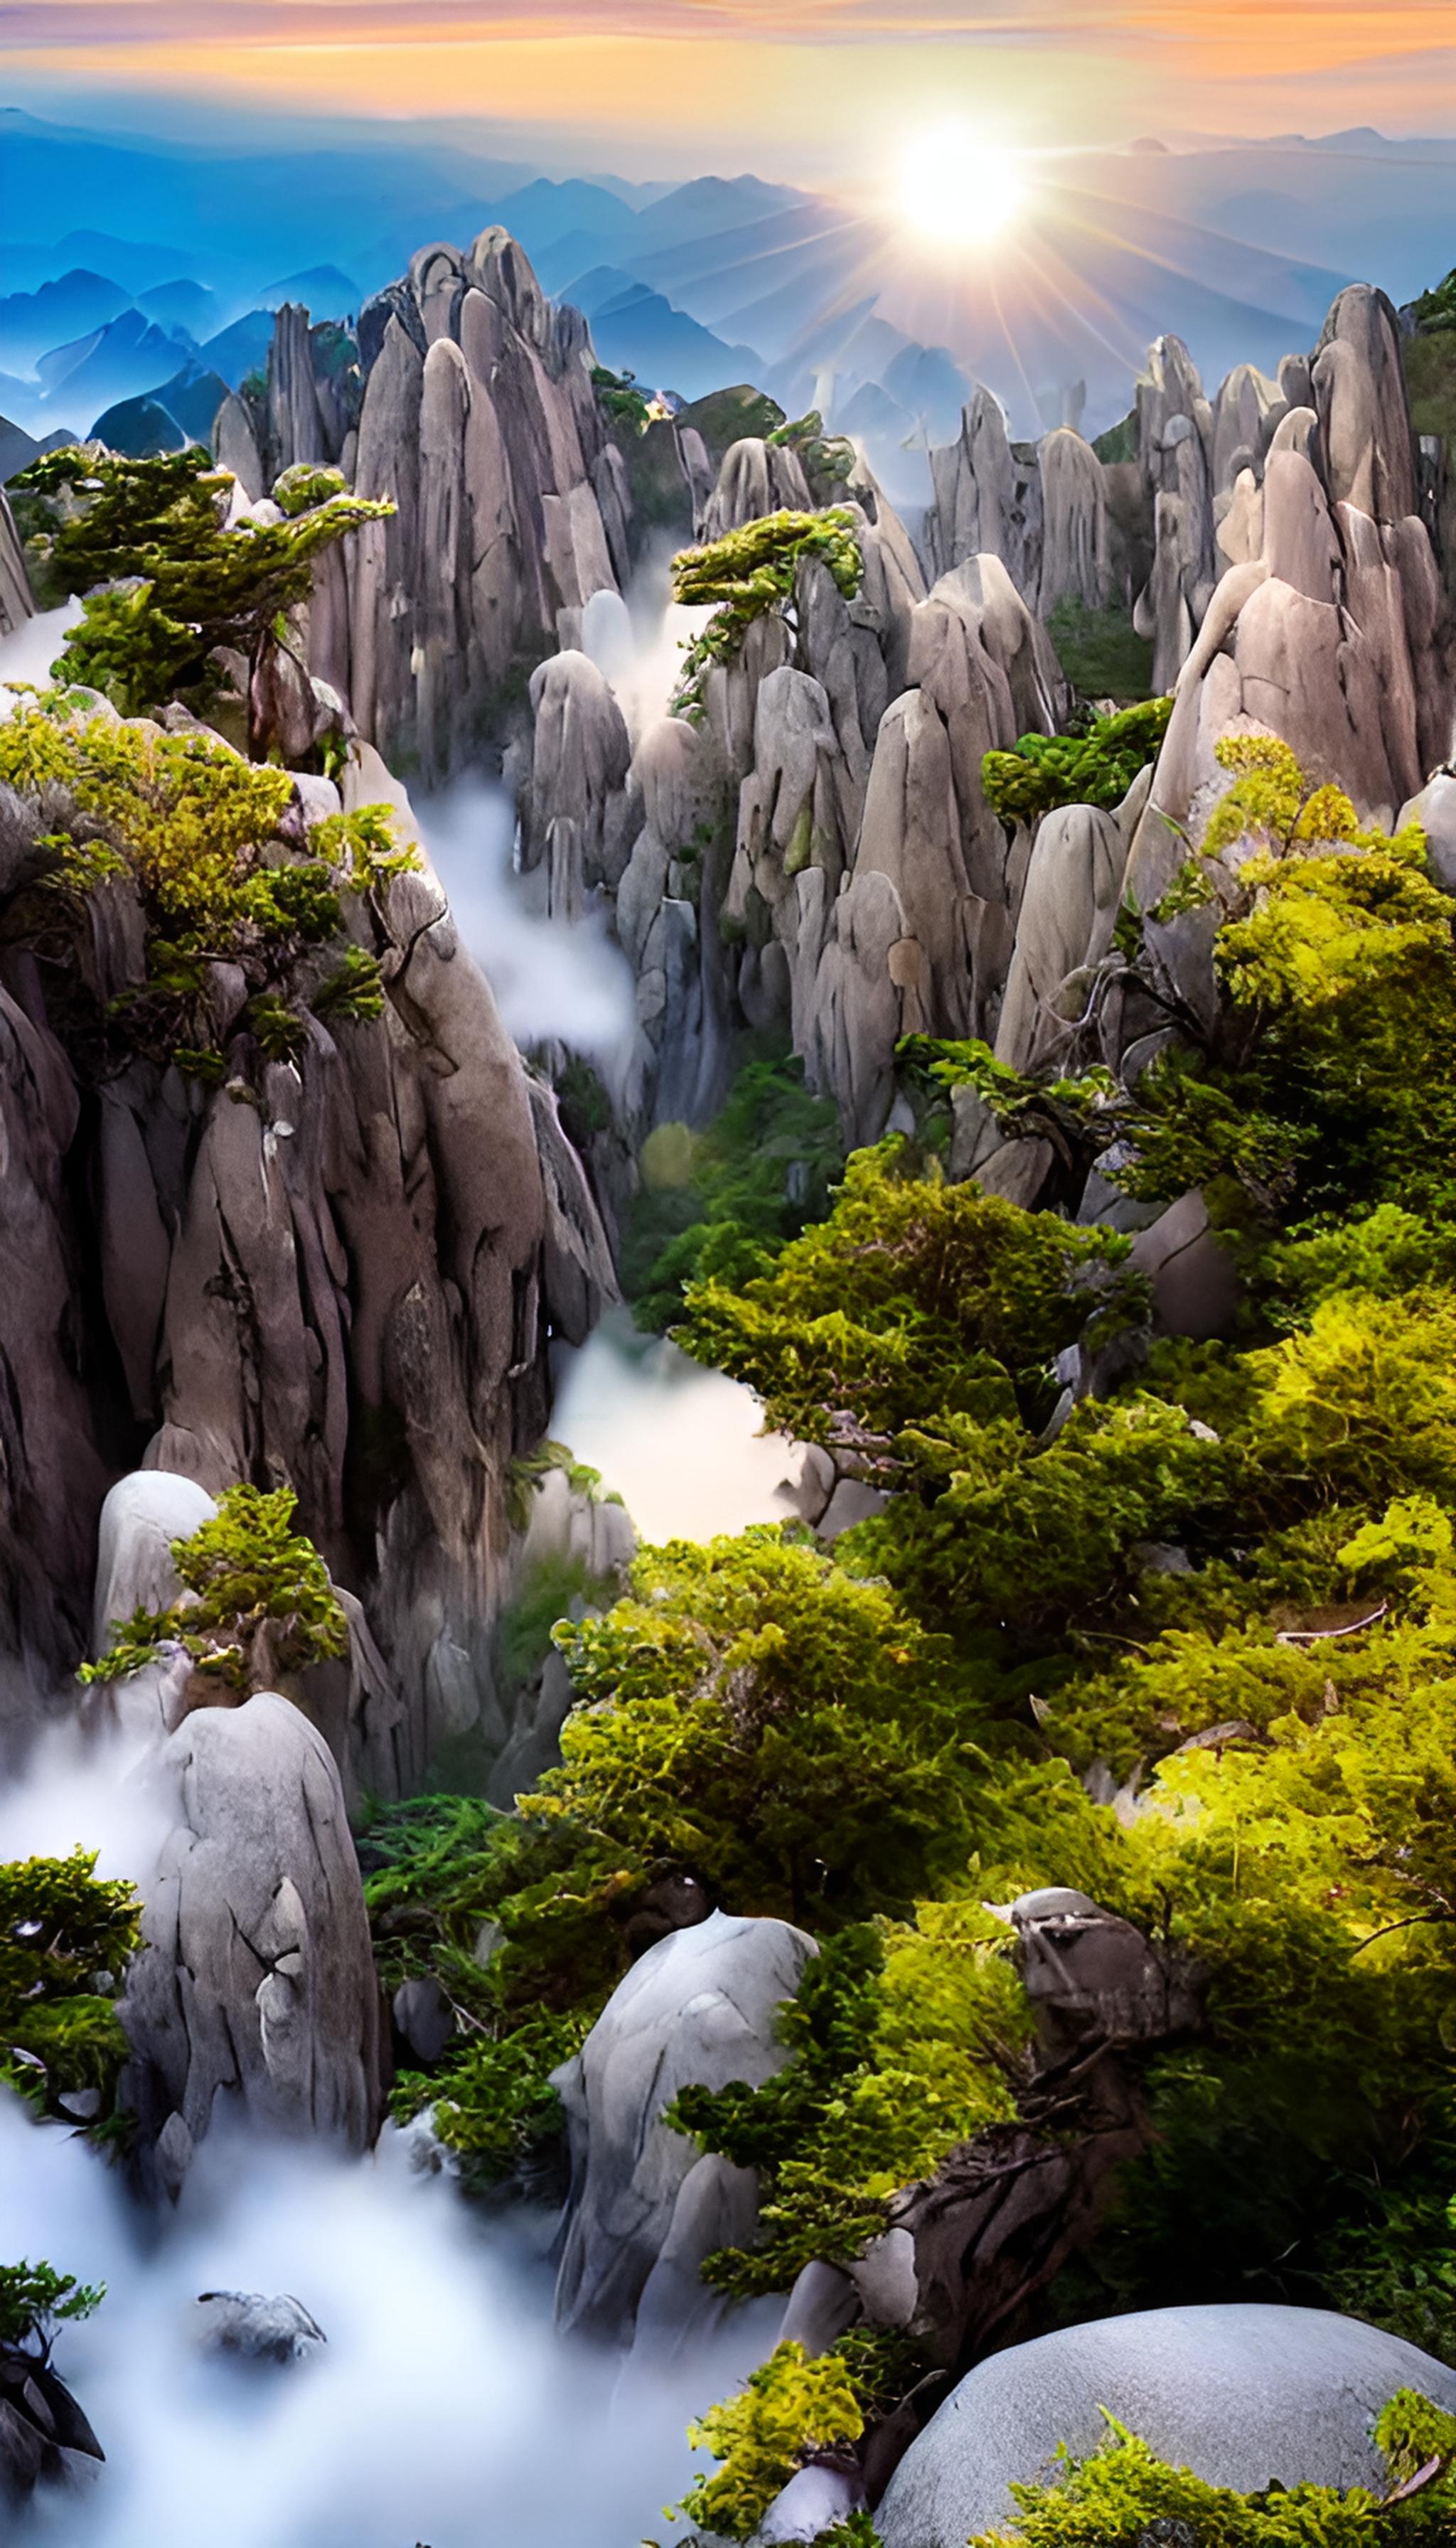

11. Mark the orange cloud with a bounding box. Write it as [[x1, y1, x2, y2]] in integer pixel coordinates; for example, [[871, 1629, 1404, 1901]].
[[4, 0, 1451, 154]]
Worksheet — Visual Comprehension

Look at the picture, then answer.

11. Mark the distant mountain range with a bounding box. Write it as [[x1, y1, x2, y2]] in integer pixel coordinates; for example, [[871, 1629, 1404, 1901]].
[[1, 105, 1452, 493]]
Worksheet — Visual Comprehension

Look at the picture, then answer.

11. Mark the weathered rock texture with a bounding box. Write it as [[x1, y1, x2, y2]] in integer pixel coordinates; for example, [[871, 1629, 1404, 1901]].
[[224, 239, 627, 785], [0, 493, 33, 638], [0, 726, 612, 1792], [1126, 287, 1454, 960], [552, 1907, 816, 2355], [0, 2338, 104, 2505], [875, 2304, 1456, 2547], [119, 1690, 383, 2195]]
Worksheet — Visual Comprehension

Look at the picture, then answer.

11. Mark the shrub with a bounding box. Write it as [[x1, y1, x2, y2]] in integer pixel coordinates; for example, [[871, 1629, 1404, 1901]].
[[965, 2397, 1456, 2545], [0, 2261, 105, 2358], [669, 509, 862, 718], [8, 442, 392, 739], [82, 1483, 347, 1695], [981, 696, 1172, 825], [620, 1050, 843, 1332], [675, 1140, 1140, 1465], [0, 1851, 141, 2119], [676, 2341, 864, 2541], [592, 365, 652, 433], [0, 697, 417, 1074]]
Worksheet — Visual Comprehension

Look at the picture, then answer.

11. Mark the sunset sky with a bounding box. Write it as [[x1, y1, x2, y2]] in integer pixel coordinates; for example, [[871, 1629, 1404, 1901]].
[[6, 1, 1455, 179]]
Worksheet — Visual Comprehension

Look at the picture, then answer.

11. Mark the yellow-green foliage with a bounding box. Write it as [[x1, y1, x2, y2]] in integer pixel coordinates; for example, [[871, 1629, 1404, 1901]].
[[676, 1140, 1140, 1463], [678, 2342, 864, 2540], [1376, 2387, 1456, 2485], [9, 441, 392, 724], [82, 1483, 347, 1695], [672, 1910, 1031, 2296], [1108, 740, 1452, 1227], [0, 1850, 141, 2121], [964, 2406, 1455, 2546], [981, 696, 1172, 825], [669, 508, 861, 718], [0, 695, 415, 1072], [533, 1529, 970, 1938]]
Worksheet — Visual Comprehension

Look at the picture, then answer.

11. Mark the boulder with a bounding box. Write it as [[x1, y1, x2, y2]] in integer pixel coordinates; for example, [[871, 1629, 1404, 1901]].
[[874, 2304, 1456, 2548], [119, 1691, 384, 2190], [552, 1907, 817, 2353], [193, 2290, 326, 2365], [1406, 772, 1456, 896], [755, 2464, 864, 2544], [0, 2342, 104, 2504], [523, 648, 633, 914], [1128, 1189, 1238, 1340], [700, 437, 813, 539], [90, 1470, 218, 1654], [1035, 428, 1108, 617], [925, 389, 1030, 590], [0, 491, 35, 638]]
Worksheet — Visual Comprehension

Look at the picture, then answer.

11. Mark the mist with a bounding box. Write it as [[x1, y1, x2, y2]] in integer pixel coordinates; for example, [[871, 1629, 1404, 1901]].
[[3, 2091, 776, 2548], [418, 777, 638, 1086], [0, 606, 75, 707], [552, 1308, 804, 1547]]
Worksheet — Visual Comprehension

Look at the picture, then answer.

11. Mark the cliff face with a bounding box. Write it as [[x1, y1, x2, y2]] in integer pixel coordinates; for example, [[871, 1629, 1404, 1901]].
[[217, 234, 630, 788], [10, 248, 1450, 1787], [0, 717, 611, 1793], [505, 284, 1451, 1167]]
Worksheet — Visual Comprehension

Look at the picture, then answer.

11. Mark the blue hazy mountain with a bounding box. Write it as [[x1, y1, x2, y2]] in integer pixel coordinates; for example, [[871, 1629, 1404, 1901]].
[[0, 269, 132, 373], [560, 267, 764, 401], [3, 103, 1453, 465], [256, 267, 361, 318], [137, 279, 219, 337]]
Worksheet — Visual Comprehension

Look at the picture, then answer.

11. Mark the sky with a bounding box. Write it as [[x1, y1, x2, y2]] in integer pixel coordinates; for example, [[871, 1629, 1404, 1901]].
[[4, 2, 1454, 182]]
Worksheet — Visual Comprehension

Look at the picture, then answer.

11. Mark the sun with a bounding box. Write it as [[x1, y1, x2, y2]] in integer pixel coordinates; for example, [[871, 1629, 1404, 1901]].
[[896, 123, 1031, 250]]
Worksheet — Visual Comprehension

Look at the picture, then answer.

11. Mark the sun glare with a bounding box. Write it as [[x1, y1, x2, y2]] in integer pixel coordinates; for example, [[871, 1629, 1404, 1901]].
[[896, 123, 1031, 250]]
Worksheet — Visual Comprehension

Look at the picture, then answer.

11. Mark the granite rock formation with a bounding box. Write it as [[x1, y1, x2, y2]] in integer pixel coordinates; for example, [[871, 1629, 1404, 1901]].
[[119, 1690, 383, 2196], [552, 1908, 817, 2357], [874, 2304, 1456, 2547], [0, 719, 611, 1793]]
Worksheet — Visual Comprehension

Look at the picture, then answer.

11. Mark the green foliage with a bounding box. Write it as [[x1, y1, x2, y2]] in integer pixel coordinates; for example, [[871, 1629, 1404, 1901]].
[[982, 696, 1172, 825], [496, 1551, 617, 1688], [621, 1050, 844, 1332], [964, 2408, 1456, 2546], [766, 411, 857, 501], [271, 461, 349, 517], [308, 802, 422, 889], [675, 1140, 1139, 1467], [358, 1792, 582, 2187], [592, 364, 652, 432], [311, 943, 387, 1025], [424, 2008, 586, 2185], [535, 1530, 971, 1937], [82, 1483, 346, 1694], [504, 1438, 618, 1536], [1116, 740, 1454, 1228], [8, 442, 392, 730], [1092, 410, 1139, 464], [897, 1037, 1120, 1202], [670, 510, 862, 718], [0, 2261, 105, 2357], [670, 1912, 1028, 2296], [1376, 2388, 1456, 2485], [0, 695, 416, 1073], [1406, 268, 1456, 334], [1044, 598, 1154, 705], [677, 2342, 864, 2540], [0, 1850, 141, 2120]]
